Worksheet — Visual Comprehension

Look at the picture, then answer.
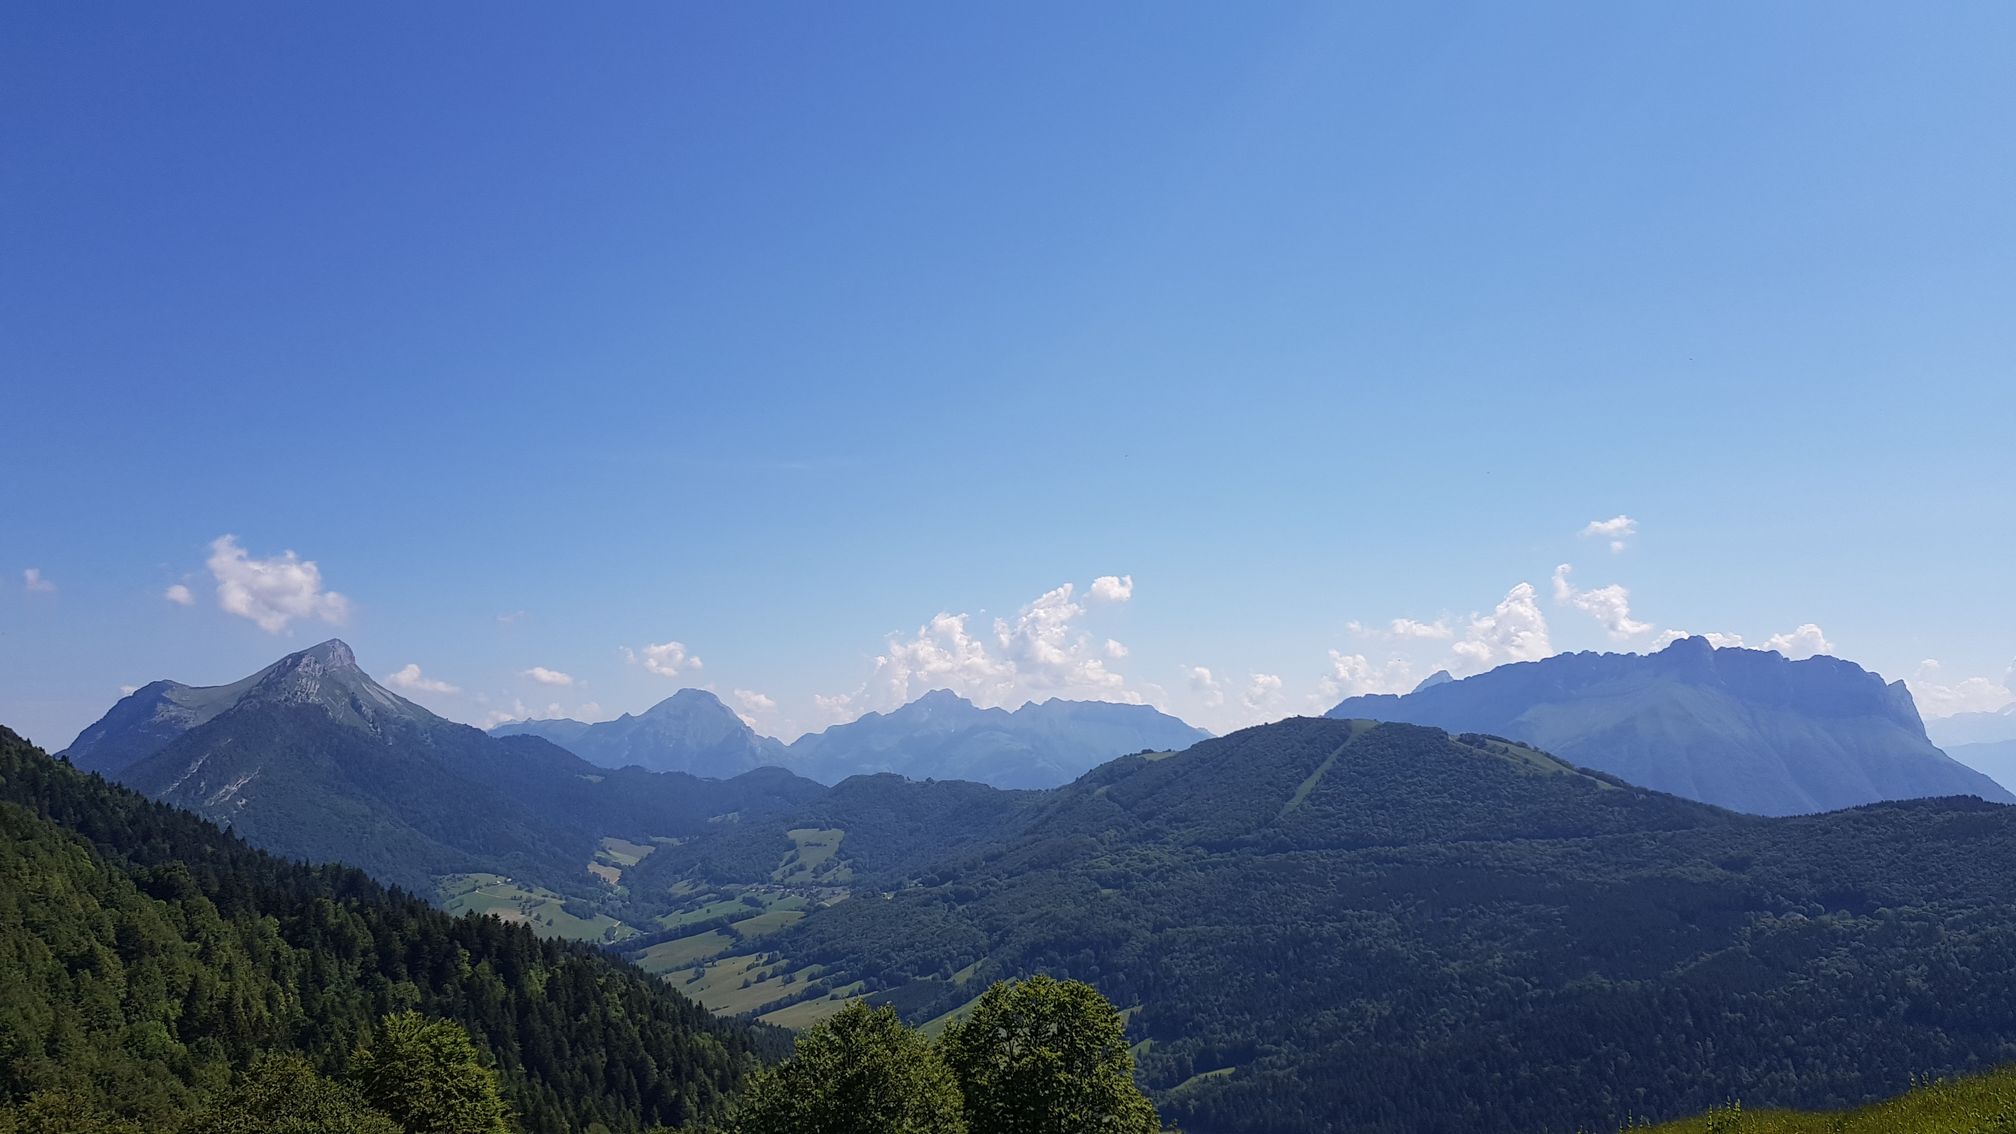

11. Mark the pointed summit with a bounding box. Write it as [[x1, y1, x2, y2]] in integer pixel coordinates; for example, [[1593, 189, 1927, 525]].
[[492, 687, 787, 778], [1411, 670, 1454, 693], [61, 640, 430, 776], [294, 638, 359, 669]]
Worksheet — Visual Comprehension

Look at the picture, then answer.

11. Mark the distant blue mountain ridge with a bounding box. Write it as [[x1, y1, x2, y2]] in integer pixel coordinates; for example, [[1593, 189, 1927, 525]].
[[1326, 635, 2011, 815]]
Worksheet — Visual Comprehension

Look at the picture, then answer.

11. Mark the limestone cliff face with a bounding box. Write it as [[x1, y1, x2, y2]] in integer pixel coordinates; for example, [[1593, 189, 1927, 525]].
[[1328, 637, 2011, 815]]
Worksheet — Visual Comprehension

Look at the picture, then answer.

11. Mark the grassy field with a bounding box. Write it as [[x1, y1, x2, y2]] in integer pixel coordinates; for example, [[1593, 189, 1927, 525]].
[[436, 873, 636, 943], [653, 896, 755, 930], [635, 930, 735, 973], [772, 827, 850, 884], [1623, 1068, 2016, 1132]]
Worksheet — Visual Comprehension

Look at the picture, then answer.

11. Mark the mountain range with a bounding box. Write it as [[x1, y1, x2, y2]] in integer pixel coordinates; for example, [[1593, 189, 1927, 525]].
[[40, 636, 2016, 1132], [495, 686, 1212, 789], [1325, 635, 2009, 815], [58, 640, 822, 894]]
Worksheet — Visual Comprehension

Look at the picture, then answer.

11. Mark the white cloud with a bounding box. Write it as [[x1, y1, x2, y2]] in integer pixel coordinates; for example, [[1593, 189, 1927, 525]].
[[523, 666, 574, 687], [1313, 651, 1416, 706], [1089, 574, 1134, 603], [482, 698, 532, 729], [1580, 514, 1639, 553], [163, 583, 194, 606], [1448, 582, 1552, 674], [1659, 629, 1747, 649], [496, 610, 526, 625], [22, 568, 55, 593], [1909, 660, 2016, 718], [837, 578, 1145, 716], [387, 663, 459, 695], [1389, 618, 1453, 640], [205, 535, 350, 634], [1186, 666, 1226, 708], [1241, 673, 1285, 715], [1551, 564, 1653, 640], [996, 583, 1135, 698], [119, 684, 138, 696], [626, 640, 703, 678], [1760, 623, 1834, 660], [867, 611, 1017, 706], [811, 691, 858, 724], [733, 689, 779, 730], [1349, 618, 1454, 641]]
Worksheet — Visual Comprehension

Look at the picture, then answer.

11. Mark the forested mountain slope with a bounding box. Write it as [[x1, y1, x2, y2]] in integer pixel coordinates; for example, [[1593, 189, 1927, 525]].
[[1326, 636, 2008, 814], [0, 726, 774, 1133], [632, 717, 2016, 1134]]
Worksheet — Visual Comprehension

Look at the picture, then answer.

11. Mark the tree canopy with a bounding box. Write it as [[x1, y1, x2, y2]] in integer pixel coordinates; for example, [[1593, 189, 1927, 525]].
[[727, 1002, 965, 1134]]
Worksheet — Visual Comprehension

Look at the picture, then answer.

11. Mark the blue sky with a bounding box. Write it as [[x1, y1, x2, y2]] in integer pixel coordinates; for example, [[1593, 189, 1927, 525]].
[[5, 3, 2013, 747]]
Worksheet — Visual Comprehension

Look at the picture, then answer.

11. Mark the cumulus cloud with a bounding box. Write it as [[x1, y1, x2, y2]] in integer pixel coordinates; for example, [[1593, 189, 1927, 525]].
[[22, 568, 55, 593], [1389, 618, 1453, 640], [1580, 514, 1639, 553], [1910, 659, 2016, 718], [206, 535, 350, 634], [1186, 666, 1226, 708], [811, 691, 858, 725], [1349, 618, 1454, 641], [626, 640, 703, 678], [731, 689, 779, 730], [1657, 629, 1748, 649], [523, 666, 574, 687], [833, 578, 1144, 716], [1760, 623, 1834, 660], [1313, 651, 1416, 706], [1241, 673, 1285, 715], [1089, 574, 1134, 603], [163, 583, 194, 606], [387, 664, 459, 695], [1551, 564, 1653, 640], [1448, 582, 1552, 674], [481, 698, 533, 729], [993, 582, 1131, 698]]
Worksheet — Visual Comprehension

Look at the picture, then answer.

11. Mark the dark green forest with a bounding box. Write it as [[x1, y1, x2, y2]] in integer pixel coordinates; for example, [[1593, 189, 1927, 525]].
[[624, 718, 2016, 1133], [0, 727, 773, 1134]]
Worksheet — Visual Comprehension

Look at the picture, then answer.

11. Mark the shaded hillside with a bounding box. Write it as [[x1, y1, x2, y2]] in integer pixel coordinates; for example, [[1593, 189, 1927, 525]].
[[636, 716, 2016, 1133], [61, 641, 822, 895], [1326, 636, 2008, 814], [0, 726, 771, 1134]]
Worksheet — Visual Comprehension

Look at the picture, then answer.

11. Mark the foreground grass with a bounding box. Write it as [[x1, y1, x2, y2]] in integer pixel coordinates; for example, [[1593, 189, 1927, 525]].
[[1625, 1067, 2016, 1132]]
